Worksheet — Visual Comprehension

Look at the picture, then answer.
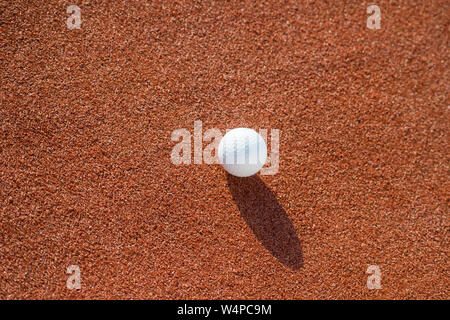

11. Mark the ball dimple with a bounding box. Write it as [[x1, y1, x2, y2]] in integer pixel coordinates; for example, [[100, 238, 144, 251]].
[[218, 128, 267, 177]]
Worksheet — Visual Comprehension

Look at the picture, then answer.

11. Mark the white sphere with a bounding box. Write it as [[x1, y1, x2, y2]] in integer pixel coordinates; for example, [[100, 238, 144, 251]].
[[218, 128, 267, 177]]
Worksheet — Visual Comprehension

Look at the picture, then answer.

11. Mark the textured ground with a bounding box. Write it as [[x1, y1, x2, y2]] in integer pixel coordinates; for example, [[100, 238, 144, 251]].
[[0, 0, 448, 299]]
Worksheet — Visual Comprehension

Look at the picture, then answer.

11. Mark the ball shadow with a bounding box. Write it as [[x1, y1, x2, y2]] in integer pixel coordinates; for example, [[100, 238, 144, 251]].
[[227, 174, 303, 270]]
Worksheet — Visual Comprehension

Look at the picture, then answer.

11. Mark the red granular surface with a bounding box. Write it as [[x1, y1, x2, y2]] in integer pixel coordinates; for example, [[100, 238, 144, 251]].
[[0, 0, 448, 299]]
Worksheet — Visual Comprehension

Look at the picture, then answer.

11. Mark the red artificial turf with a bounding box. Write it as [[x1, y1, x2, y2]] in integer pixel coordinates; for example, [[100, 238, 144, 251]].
[[0, 0, 448, 299]]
